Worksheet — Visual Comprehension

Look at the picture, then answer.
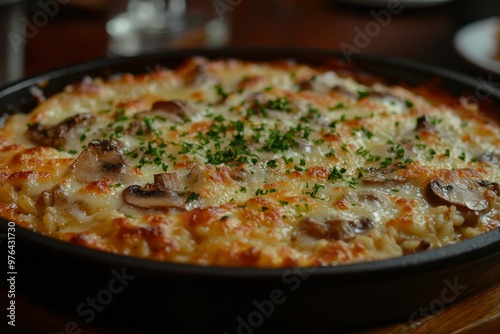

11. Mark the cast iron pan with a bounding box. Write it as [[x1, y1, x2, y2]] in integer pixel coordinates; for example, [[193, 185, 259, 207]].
[[1, 48, 500, 334]]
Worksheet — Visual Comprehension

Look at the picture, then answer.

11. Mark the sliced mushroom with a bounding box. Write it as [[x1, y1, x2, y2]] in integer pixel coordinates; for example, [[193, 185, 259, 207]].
[[123, 184, 187, 210], [179, 57, 217, 86], [368, 90, 403, 101], [479, 152, 500, 167], [330, 85, 359, 99], [414, 240, 431, 252], [476, 179, 500, 194], [27, 113, 95, 148], [186, 164, 206, 186], [228, 165, 248, 182], [293, 216, 374, 242], [426, 180, 489, 211], [148, 100, 194, 123], [123, 173, 188, 210], [238, 75, 266, 90], [425, 179, 491, 224], [154, 173, 184, 192], [298, 79, 314, 91], [344, 191, 386, 204], [362, 167, 406, 184], [71, 140, 127, 184], [244, 94, 268, 117], [126, 100, 195, 135], [125, 120, 143, 135], [415, 115, 436, 133]]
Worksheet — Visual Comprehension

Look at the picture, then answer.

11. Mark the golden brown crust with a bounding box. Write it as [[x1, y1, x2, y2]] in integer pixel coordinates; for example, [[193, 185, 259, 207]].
[[1, 57, 500, 267]]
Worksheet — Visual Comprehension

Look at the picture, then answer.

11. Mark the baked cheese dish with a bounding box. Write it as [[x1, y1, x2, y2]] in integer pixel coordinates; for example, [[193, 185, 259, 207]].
[[1, 57, 499, 267]]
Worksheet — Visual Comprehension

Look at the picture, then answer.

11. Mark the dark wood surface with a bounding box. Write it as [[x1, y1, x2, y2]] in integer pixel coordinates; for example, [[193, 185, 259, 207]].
[[1, 0, 499, 333], [1, 282, 498, 333], [20, 0, 500, 78]]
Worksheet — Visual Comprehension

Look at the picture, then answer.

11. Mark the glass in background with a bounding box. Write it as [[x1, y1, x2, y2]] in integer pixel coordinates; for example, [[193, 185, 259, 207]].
[[106, 0, 230, 56], [0, 0, 26, 85]]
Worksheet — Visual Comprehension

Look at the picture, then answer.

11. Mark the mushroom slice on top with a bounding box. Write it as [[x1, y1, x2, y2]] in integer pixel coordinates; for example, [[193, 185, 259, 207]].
[[178, 56, 217, 86], [476, 180, 500, 194], [479, 152, 500, 167], [293, 216, 374, 242], [415, 115, 437, 133], [426, 180, 489, 211], [185, 164, 207, 186], [27, 113, 96, 149], [123, 173, 188, 210], [154, 173, 184, 192], [425, 179, 494, 224], [126, 100, 195, 135], [362, 167, 406, 184], [71, 140, 128, 184], [147, 100, 194, 123]]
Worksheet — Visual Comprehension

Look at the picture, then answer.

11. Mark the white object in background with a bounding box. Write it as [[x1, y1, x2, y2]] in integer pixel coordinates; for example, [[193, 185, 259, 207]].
[[454, 17, 500, 75], [0, 0, 25, 85], [127, 0, 186, 30]]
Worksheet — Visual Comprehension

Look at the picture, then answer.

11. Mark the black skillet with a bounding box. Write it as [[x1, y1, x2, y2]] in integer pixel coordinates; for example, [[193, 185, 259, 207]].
[[0, 48, 499, 334]]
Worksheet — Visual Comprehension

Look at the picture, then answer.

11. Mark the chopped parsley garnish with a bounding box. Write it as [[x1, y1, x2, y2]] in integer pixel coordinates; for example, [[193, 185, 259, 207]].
[[294, 165, 304, 172], [308, 184, 325, 200], [430, 116, 442, 126], [356, 146, 370, 157], [255, 188, 277, 196], [127, 140, 167, 169], [428, 148, 436, 159], [325, 149, 335, 158], [405, 99, 414, 108], [187, 192, 200, 202], [261, 127, 299, 153], [266, 160, 278, 168], [115, 109, 129, 122], [328, 103, 346, 111], [328, 166, 347, 181], [178, 141, 194, 154], [266, 96, 293, 112], [347, 176, 359, 189], [357, 90, 370, 99], [358, 126, 374, 139], [380, 157, 393, 169], [215, 84, 229, 99]]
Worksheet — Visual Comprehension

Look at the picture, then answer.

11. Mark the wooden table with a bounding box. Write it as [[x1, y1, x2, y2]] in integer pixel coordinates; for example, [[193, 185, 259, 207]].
[[1, 0, 499, 332], [17, 0, 500, 78]]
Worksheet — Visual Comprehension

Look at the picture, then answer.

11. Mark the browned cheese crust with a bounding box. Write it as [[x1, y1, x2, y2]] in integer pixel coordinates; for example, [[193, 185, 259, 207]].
[[1, 57, 499, 267]]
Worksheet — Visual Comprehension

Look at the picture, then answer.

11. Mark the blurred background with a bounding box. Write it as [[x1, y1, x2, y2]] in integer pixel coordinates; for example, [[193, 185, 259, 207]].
[[1, 0, 500, 85]]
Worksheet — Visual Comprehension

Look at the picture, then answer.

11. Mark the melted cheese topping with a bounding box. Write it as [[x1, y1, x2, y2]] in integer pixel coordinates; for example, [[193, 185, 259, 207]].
[[1, 57, 500, 267]]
